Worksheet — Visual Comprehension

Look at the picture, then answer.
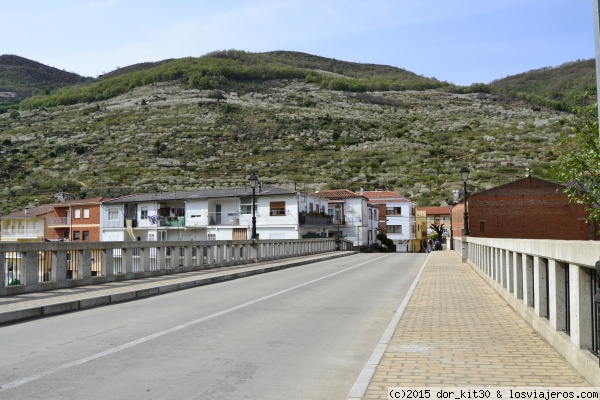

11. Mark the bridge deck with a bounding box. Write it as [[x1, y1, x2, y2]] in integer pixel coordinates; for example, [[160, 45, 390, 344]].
[[357, 251, 591, 399], [0, 250, 592, 397]]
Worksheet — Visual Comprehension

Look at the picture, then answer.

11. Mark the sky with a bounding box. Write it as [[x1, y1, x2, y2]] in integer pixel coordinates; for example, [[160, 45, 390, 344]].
[[2, 0, 597, 86]]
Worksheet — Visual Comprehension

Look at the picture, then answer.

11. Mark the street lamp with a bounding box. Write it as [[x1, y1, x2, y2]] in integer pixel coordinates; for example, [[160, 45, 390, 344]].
[[448, 189, 460, 250], [335, 203, 341, 250], [335, 204, 341, 238], [248, 172, 258, 239], [460, 166, 470, 236]]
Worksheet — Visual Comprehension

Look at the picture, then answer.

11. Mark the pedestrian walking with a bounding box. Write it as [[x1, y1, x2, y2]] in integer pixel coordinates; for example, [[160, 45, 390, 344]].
[[427, 239, 433, 253]]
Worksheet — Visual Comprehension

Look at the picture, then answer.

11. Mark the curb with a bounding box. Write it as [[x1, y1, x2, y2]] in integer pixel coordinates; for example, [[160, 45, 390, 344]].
[[0, 251, 357, 326]]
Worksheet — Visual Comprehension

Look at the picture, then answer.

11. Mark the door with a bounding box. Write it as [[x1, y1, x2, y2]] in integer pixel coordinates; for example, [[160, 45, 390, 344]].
[[216, 204, 222, 225]]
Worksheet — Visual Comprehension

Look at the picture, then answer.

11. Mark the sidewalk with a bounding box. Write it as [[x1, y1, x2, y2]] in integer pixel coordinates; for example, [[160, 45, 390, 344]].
[[0, 251, 355, 325], [355, 251, 591, 399]]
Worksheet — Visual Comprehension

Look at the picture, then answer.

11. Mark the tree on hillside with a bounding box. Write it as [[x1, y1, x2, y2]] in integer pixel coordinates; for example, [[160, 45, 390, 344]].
[[554, 95, 600, 223]]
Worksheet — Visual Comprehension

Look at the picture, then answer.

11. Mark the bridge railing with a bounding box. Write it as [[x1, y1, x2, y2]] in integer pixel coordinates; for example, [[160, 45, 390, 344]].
[[0, 238, 353, 296], [460, 237, 600, 385]]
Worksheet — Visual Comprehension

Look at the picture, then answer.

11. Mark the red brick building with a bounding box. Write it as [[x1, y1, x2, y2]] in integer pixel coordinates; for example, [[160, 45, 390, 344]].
[[47, 197, 108, 242], [451, 177, 598, 240]]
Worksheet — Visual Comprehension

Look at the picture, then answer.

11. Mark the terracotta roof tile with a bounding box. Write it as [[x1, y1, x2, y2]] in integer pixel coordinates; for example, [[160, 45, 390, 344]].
[[313, 189, 363, 199], [416, 206, 451, 215]]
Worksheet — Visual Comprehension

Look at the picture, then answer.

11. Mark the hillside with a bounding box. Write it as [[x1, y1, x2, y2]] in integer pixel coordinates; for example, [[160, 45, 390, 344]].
[[0, 51, 592, 215], [489, 59, 597, 111], [0, 80, 570, 215], [0, 55, 88, 110]]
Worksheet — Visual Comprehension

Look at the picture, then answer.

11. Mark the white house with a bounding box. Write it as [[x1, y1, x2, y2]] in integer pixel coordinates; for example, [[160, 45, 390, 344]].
[[361, 190, 416, 252], [313, 189, 379, 248], [100, 186, 331, 242]]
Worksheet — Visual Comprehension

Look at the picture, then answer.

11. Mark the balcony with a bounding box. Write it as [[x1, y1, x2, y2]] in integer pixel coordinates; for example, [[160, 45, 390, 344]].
[[2, 229, 45, 239], [300, 212, 333, 227], [207, 212, 240, 226], [47, 217, 71, 226]]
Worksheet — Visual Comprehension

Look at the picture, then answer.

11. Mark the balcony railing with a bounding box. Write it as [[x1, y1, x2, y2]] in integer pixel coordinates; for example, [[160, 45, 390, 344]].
[[299, 212, 333, 226], [2, 229, 45, 239], [47, 217, 71, 226], [207, 212, 240, 226]]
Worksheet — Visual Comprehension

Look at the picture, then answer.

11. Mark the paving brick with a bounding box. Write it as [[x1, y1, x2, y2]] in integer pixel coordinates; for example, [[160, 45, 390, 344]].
[[362, 251, 591, 399]]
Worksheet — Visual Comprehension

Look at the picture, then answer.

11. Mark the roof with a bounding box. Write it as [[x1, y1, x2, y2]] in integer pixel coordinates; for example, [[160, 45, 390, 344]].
[[51, 197, 111, 206], [2, 205, 54, 219], [361, 190, 411, 202], [313, 189, 364, 200], [416, 206, 451, 215], [104, 186, 297, 204]]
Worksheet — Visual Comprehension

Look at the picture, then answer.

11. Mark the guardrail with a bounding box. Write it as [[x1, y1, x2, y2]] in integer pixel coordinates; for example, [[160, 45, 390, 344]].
[[459, 237, 600, 386], [1, 238, 354, 296]]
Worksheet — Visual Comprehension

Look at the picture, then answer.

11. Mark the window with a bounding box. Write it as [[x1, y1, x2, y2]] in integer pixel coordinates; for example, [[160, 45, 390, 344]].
[[141, 207, 148, 219], [270, 201, 286, 216], [479, 221, 485, 233], [73, 231, 81, 241], [208, 233, 217, 240], [83, 208, 90, 219], [443, 216, 449, 222], [309, 203, 314, 213], [435, 217, 440, 222], [388, 225, 402, 233], [240, 198, 256, 214], [74, 209, 81, 219], [83, 231, 90, 241], [386, 207, 401, 215], [108, 209, 119, 221]]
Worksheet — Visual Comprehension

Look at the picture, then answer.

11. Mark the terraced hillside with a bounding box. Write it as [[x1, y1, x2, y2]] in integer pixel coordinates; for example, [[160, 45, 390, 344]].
[[0, 77, 567, 215]]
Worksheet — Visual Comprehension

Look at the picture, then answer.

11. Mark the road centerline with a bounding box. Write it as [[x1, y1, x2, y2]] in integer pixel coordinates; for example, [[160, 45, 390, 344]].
[[0, 254, 393, 392]]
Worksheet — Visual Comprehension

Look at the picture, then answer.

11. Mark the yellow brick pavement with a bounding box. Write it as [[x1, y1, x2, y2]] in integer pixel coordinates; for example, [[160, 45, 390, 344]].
[[362, 251, 591, 399]]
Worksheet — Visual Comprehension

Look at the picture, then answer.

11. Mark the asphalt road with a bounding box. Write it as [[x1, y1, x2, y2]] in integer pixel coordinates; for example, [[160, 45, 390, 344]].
[[0, 252, 427, 400]]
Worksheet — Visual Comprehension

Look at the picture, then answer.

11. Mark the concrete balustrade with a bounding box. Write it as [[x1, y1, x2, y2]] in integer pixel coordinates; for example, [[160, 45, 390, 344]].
[[0, 238, 352, 296], [461, 237, 600, 386]]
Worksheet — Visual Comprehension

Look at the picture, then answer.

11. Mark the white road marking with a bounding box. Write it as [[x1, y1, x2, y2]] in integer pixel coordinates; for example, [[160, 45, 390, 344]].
[[0, 254, 393, 392]]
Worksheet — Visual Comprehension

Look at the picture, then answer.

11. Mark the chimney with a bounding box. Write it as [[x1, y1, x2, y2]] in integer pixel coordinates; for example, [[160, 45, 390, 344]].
[[24, 207, 29, 215], [360, 187, 364, 196]]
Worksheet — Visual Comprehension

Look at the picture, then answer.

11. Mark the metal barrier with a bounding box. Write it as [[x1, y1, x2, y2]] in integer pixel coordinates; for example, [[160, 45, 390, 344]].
[[1, 238, 352, 296]]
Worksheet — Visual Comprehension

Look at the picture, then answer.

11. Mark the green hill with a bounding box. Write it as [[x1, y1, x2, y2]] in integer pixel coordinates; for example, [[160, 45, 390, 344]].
[[489, 59, 597, 111], [0, 51, 593, 215], [0, 55, 88, 108]]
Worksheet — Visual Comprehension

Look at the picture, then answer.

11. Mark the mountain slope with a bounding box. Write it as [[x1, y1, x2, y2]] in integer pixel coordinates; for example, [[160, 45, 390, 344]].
[[0, 77, 569, 215], [489, 59, 596, 111], [0, 54, 88, 103]]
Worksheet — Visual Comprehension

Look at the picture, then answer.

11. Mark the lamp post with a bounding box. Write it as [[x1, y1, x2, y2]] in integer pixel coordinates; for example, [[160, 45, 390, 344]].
[[248, 172, 258, 239], [335, 203, 341, 250], [460, 166, 470, 236]]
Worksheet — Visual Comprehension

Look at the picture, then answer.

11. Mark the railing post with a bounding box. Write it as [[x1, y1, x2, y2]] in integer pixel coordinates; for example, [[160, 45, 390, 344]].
[[103, 249, 114, 276], [523, 254, 535, 308], [514, 252, 523, 300], [184, 245, 194, 267], [156, 246, 166, 270], [569, 263, 593, 349], [22, 251, 38, 285], [534, 257, 549, 319], [78, 250, 92, 279], [123, 248, 134, 274], [548, 259, 567, 331], [140, 247, 150, 271], [461, 236, 468, 262], [52, 251, 67, 281], [198, 246, 206, 268]]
